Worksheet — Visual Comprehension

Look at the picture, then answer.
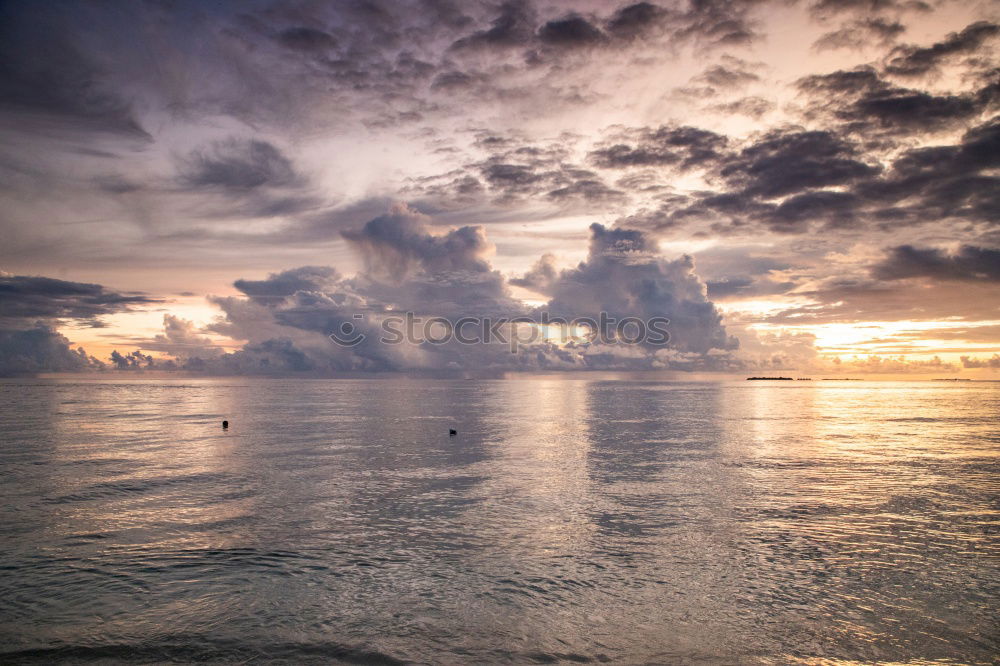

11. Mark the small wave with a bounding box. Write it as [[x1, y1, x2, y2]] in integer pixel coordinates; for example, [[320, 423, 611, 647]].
[[0, 637, 406, 665], [41, 472, 231, 504]]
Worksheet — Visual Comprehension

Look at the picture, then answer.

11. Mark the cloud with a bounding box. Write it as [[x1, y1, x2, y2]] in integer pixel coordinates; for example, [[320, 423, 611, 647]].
[[0, 3, 148, 138], [693, 56, 761, 88], [960, 354, 1000, 369], [450, 0, 536, 50], [856, 117, 1000, 224], [797, 65, 887, 96], [639, 114, 998, 235], [707, 96, 774, 118], [884, 21, 1000, 78], [110, 349, 154, 370], [827, 354, 957, 374], [178, 138, 300, 190], [753, 278, 1000, 325], [0, 273, 158, 376], [798, 66, 993, 135], [872, 245, 1000, 282], [276, 27, 337, 52], [0, 275, 157, 325], [342, 204, 494, 282], [589, 125, 729, 170], [3, 0, 999, 377], [547, 177, 625, 203], [182, 209, 740, 374], [538, 15, 606, 48], [841, 88, 982, 132], [678, 0, 760, 46], [813, 17, 906, 51], [152, 314, 224, 358], [808, 0, 931, 17], [0, 325, 104, 375], [539, 223, 738, 356], [235, 266, 342, 304], [719, 129, 879, 198], [510, 253, 559, 293], [605, 2, 670, 40]]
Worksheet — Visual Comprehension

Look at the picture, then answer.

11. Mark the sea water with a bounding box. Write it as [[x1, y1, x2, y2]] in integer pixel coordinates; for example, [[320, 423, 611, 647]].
[[0, 378, 997, 663]]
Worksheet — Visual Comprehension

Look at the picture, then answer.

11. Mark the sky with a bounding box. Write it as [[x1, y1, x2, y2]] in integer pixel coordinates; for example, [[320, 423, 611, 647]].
[[0, 0, 998, 377]]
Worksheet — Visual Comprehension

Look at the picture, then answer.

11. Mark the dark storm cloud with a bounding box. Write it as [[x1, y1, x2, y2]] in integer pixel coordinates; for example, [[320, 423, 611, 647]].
[[607, 128, 879, 230], [611, 197, 699, 234], [770, 190, 860, 228], [431, 70, 477, 90], [694, 56, 760, 88], [589, 125, 729, 170], [884, 21, 1000, 78], [0, 2, 148, 138], [450, 0, 536, 49], [481, 162, 549, 192], [547, 178, 626, 204], [426, 137, 625, 209], [808, 0, 931, 17], [178, 138, 300, 190], [448, 0, 760, 58], [654, 113, 999, 234], [537, 15, 606, 48], [797, 66, 887, 96], [872, 245, 1000, 282], [841, 87, 982, 132], [276, 27, 337, 52], [610, 102, 997, 236], [857, 117, 1000, 224], [0, 326, 104, 375], [677, 0, 761, 46], [718, 129, 880, 198], [342, 205, 494, 281], [605, 2, 670, 40], [235, 266, 342, 304], [110, 349, 153, 370], [813, 17, 906, 51], [0, 274, 155, 376], [798, 66, 994, 135], [0, 275, 158, 324]]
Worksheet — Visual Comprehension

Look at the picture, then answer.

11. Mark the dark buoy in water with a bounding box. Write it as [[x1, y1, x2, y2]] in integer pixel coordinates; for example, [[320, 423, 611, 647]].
[[222, 420, 229, 429], [449, 428, 457, 436]]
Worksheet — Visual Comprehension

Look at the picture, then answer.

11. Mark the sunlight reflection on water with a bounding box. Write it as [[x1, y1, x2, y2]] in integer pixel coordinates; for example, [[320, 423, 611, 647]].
[[0, 378, 997, 664]]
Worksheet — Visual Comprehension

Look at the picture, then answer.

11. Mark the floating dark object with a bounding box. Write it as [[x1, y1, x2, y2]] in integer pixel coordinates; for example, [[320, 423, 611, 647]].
[[222, 420, 229, 429], [449, 428, 457, 436]]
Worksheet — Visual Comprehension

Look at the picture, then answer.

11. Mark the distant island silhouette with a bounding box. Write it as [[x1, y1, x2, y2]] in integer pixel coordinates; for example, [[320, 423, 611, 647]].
[[747, 377, 793, 380]]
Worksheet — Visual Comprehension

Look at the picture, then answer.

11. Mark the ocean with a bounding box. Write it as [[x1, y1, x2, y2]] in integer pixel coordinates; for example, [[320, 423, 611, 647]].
[[0, 378, 997, 664]]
